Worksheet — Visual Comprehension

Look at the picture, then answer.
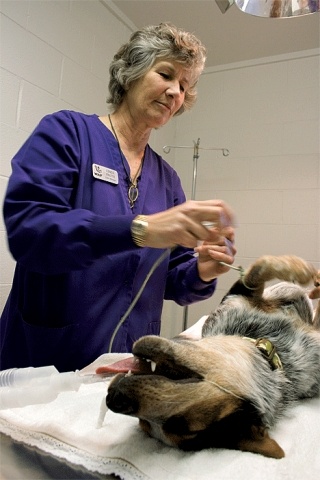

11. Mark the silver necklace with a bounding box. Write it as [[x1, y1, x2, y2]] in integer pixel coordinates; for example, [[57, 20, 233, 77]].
[[108, 114, 144, 209]]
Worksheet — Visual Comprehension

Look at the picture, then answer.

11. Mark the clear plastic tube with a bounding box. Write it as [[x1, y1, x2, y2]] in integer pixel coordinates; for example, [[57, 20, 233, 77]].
[[0, 366, 58, 388], [0, 366, 104, 410]]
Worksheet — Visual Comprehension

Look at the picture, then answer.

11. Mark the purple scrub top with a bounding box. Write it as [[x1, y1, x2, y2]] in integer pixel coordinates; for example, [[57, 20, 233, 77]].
[[0, 111, 216, 371]]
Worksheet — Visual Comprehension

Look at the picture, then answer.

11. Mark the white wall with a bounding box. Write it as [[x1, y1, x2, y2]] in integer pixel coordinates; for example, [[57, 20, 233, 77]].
[[1, 1, 319, 340]]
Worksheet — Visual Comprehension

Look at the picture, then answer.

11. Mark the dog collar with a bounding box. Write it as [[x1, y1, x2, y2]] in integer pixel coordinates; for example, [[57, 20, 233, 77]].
[[242, 337, 283, 370]]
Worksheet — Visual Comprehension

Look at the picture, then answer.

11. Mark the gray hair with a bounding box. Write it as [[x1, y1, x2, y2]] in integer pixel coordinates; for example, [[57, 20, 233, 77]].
[[107, 23, 206, 115]]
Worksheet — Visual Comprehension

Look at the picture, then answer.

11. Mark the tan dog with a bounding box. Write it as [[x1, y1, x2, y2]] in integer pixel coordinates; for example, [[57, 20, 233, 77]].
[[106, 255, 320, 459]]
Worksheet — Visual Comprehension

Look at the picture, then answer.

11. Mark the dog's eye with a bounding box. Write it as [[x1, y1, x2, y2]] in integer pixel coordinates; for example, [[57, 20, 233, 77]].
[[163, 415, 192, 435]]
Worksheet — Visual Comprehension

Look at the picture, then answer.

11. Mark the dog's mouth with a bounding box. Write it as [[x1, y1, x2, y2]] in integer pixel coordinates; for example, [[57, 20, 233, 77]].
[[104, 339, 204, 418], [96, 337, 202, 382]]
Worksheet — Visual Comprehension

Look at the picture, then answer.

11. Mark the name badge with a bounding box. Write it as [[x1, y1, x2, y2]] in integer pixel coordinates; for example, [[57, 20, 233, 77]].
[[92, 164, 118, 185]]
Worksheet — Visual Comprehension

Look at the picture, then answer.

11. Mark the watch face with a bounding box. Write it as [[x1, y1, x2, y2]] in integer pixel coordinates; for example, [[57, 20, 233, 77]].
[[138, 223, 146, 235], [135, 219, 147, 230], [133, 222, 143, 233], [131, 218, 148, 246], [131, 216, 148, 246]]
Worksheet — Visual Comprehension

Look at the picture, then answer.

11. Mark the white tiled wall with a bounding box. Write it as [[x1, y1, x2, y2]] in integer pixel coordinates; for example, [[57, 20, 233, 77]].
[[1, 1, 319, 341]]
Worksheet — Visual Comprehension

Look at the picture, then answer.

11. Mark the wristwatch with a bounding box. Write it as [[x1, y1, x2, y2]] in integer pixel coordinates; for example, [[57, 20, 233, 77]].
[[131, 215, 148, 247]]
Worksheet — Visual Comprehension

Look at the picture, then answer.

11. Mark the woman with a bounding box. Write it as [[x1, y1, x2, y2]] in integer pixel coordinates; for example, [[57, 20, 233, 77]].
[[0, 23, 236, 372]]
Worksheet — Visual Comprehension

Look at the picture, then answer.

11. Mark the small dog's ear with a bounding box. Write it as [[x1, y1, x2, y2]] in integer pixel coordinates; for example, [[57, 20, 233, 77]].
[[237, 425, 284, 459]]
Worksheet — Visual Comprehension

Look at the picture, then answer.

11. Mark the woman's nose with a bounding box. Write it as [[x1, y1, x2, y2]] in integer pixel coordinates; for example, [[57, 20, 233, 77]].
[[166, 80, 181, 97]]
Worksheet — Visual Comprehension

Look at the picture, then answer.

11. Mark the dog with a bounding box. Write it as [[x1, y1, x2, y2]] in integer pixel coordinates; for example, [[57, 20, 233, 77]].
[[105, 255, 320, 459]]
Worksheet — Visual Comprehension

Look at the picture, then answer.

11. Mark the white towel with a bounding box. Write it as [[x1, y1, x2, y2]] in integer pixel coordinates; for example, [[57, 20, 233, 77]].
[[0, 354, 319, 480]]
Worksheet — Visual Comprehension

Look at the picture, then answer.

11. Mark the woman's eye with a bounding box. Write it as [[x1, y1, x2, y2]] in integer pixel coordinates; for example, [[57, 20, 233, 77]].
[[159, 72, 186, 94]]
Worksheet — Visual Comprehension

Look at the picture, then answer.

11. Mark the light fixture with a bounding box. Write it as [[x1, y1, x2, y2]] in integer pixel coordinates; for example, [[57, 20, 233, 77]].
[[216, 0, 235, 13], [216, 0, 320, 17]]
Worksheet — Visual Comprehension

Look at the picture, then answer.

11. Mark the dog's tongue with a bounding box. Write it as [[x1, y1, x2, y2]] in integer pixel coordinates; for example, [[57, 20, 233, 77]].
[[95, 356, 139, 374]]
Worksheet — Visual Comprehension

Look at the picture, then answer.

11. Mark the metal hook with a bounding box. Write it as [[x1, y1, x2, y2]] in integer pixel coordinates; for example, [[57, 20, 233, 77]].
[[162, 145, 171, 154], [162, 142, 230, 157]]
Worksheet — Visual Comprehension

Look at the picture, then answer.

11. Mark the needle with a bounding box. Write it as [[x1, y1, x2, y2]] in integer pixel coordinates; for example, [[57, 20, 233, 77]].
[[219, 262, 245, 275]]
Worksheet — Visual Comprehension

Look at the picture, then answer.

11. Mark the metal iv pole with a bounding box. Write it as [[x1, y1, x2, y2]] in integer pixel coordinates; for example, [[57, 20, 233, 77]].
[[162, 139, 229, 331]]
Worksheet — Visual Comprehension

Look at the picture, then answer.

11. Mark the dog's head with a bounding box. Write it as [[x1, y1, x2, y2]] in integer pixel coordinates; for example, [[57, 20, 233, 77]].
[[106, 335, 284, 459]]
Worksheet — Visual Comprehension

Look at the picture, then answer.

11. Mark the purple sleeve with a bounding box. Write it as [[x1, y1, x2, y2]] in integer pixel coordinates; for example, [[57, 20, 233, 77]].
[[165, 246, 217, 305], [3, 112, 136, 274]]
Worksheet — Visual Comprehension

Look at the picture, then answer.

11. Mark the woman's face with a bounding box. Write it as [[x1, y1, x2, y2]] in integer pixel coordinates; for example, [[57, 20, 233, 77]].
[[125, 59, 193, 129]]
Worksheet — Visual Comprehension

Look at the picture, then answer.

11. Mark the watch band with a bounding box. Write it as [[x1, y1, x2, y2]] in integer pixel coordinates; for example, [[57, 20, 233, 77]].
[[131, 215, 148, 247]]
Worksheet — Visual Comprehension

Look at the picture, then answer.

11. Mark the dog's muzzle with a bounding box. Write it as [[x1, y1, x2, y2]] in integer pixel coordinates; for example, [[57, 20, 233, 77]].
[[106, 375, 139, 415]]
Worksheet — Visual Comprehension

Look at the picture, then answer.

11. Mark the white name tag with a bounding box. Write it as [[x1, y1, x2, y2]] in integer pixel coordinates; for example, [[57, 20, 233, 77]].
[[92, 164, 118, 185]]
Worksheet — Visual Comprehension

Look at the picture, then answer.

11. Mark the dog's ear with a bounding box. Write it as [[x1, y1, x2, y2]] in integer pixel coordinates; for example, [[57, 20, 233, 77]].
[[237, 425, 284, 459]]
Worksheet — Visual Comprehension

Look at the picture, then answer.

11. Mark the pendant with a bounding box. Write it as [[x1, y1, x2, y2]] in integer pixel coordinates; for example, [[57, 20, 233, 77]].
[[128, 183, 139, 208]]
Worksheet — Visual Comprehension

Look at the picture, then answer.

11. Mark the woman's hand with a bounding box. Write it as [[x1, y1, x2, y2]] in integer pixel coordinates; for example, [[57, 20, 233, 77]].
[[194, 226, 237, 282], [143, 199, 236, 249]]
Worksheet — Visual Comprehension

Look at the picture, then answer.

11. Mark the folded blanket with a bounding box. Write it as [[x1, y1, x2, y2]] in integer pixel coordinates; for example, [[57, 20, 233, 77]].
[[0, 354, 319, 480]]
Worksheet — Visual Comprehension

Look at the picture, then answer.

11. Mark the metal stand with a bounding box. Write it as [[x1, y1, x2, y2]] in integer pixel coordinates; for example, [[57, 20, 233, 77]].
[[162, 139, 229, 331]]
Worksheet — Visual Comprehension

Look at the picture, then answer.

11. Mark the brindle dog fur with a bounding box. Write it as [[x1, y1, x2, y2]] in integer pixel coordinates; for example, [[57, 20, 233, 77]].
[[106, 255, 320, 458]]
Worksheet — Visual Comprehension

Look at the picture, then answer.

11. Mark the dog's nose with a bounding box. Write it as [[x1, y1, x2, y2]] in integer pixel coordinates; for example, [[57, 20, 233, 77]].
[[106, 386, 138, 415]]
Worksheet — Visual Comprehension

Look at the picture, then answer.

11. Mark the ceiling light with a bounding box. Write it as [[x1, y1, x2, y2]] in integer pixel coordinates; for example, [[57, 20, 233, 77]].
[[215, 0, 320, 17], [216, 0, 235, 13]]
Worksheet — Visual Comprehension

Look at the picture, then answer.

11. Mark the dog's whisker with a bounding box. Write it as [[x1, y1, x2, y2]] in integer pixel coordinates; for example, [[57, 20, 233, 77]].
[[204, 379, 245, 401], [162, 401, 184, 404]]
